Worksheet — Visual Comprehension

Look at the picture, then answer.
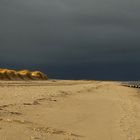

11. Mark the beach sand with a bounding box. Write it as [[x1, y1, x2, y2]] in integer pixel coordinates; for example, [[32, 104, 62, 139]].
[[0, 80, 140, 140]]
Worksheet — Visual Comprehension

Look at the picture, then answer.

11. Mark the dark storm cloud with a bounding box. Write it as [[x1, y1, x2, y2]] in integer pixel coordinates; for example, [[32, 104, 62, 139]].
[[0, 0, 140, 80]]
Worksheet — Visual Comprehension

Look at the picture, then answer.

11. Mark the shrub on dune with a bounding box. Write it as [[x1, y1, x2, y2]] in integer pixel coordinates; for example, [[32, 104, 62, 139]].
[[31, 71, 48, 80], [17, 70, 32, 80]]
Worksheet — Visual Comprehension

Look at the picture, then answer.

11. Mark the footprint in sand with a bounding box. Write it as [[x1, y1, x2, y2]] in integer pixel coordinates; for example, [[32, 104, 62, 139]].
[[23, 100, 40, 106]]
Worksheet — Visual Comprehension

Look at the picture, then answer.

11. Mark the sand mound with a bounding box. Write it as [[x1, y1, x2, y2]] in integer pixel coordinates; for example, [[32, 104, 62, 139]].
[[0, 69, 48, 80]]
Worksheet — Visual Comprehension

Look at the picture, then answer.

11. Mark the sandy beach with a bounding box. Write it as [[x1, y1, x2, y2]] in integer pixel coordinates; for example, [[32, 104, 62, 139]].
[[0, 80, 140, 140]]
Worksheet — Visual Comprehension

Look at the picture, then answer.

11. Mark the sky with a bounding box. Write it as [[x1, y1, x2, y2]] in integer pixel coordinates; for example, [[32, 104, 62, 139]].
[[0, 0, 140, 80]]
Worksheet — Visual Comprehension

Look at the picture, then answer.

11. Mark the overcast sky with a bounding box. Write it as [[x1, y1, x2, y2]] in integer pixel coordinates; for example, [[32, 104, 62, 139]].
[[0, 0, 140, 80]]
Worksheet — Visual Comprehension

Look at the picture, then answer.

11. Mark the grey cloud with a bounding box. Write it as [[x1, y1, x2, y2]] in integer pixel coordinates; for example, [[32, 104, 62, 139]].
[[0, 0, 140, 79]]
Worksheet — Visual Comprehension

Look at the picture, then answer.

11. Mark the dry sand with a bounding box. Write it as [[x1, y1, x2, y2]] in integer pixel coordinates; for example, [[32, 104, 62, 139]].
[[0, 80, 140, 140]]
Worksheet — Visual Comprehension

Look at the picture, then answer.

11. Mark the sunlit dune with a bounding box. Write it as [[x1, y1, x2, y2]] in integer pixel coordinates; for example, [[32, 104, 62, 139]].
[[0, 69, 48, 80]]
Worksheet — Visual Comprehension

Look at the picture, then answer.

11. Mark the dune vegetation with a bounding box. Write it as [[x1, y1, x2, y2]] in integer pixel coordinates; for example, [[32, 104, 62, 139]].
[[0, 69, 48, 80]]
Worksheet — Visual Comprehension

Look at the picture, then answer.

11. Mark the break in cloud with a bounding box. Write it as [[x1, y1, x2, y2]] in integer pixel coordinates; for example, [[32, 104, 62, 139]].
[[0, 0, 140, 80]]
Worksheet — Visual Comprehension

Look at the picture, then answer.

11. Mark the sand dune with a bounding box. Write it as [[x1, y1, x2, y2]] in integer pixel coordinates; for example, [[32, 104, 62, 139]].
[[0, 80, 140, 140], [0, 69, 48, 80]]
